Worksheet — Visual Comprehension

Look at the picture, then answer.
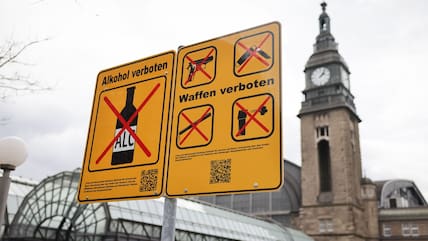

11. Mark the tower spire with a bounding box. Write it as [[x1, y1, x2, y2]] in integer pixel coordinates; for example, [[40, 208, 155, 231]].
[[300, 2, 358, 120], [319, 2, 331, 33]]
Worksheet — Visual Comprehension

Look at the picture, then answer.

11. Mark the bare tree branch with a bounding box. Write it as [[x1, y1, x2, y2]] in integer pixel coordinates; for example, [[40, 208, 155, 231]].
[[0, 38, 49, 68], [0, 38, 52, 100]]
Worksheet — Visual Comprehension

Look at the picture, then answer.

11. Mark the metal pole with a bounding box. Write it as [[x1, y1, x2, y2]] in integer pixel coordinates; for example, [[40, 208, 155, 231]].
[[0, 168, 12, 237], [160, 197, 177, 241]]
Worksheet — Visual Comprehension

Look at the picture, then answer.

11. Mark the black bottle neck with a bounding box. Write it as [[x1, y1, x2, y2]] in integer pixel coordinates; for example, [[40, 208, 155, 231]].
[[126, 87, 136, 105]]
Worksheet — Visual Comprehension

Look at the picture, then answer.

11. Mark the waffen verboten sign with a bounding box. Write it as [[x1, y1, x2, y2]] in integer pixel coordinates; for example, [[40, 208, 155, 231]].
[[166, 22, 282, 197]]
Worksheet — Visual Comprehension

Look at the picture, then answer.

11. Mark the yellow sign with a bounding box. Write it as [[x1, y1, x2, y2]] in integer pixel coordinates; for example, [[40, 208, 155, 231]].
[[78, 51, 175, 203], [181, 46, 217, 88], [176, 104, 214, 149], [166, 22, 282, 197], [234, 31, 274, 76]]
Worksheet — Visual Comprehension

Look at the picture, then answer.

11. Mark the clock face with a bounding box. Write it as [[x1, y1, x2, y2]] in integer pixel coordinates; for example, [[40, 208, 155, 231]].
[[311, 67, 330, 86]]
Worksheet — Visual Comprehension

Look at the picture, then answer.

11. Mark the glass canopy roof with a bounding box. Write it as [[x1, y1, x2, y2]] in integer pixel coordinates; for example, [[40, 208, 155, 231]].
[[4, 168, 313, 241]]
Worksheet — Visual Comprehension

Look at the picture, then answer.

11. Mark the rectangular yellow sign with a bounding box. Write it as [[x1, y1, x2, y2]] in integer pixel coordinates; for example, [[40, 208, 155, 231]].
[[166, 22, 282, 197], [78, 51, 175, 203]]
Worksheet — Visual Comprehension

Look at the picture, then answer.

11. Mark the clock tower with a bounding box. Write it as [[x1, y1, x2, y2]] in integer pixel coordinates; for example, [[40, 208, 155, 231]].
[[297, 3, 375, 241], [300, 2, 355, 116]]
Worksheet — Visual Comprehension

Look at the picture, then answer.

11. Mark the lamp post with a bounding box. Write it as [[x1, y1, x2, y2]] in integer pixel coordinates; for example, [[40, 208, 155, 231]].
[[0, 136, 28, 235]]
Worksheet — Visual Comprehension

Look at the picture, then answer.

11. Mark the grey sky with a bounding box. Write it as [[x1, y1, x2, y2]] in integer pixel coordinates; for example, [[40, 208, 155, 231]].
[[1, 0, 427, 198]]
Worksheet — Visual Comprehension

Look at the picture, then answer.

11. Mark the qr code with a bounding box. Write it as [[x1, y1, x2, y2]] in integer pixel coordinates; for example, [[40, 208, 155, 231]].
[[140, 169, 158, 192], [210, 159, 232, 184]]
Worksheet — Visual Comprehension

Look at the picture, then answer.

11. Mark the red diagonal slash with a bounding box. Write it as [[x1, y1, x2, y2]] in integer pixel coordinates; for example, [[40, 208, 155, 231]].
[[185, 48, 214, 85], [237, 33, 271, 73], [235, 96, 271, 137], [95, 83, 160, 164], [179, 107, 211, 145]]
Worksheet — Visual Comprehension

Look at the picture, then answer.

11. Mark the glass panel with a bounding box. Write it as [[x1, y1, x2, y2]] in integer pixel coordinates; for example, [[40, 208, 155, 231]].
[[109, 206, 122, 219], [198, 196, 214, 204], [233, 194, 250, 212], [215, 195, 232, 209], [252, 192, 269, 213], [272, 190, 288, 211], [6, 195, 18, 214]]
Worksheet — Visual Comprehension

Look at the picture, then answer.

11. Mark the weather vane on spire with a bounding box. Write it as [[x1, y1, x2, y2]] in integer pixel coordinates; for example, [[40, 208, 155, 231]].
[[321, 1, 327, 12]]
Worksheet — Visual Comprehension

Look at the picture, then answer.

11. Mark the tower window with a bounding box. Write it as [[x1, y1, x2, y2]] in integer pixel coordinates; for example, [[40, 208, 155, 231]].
[[321, 21, 327, 31], [316, 126, 329, 139], [319, 219, 333, 233], [318, 139, 332, 192]]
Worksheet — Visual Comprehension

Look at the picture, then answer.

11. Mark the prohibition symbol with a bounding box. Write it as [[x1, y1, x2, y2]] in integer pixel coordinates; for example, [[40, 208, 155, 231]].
[[89, 78, 166, 171], [182, 46, 217, 88], [95, 83, 160, 165], [232, 93, 274, 141], [234, 31, 273, 76], [177, 104, 214, 149]]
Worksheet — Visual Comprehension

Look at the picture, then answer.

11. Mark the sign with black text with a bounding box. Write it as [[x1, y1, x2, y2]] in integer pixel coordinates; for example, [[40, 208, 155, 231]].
[[166, 22, 282, 197], [78, 51, 175, 203]]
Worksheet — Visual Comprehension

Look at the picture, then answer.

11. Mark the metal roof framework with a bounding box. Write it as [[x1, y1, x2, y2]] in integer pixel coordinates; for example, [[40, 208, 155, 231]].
[[3, 169, 313, 241]]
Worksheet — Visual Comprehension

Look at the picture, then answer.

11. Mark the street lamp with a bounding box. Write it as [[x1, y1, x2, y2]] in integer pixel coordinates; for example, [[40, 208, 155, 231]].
[[0, 136, 28, 235]]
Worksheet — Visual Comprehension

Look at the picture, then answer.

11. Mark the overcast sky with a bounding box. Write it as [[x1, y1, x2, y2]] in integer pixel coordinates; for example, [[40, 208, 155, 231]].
[[1, 0, 427, 198]]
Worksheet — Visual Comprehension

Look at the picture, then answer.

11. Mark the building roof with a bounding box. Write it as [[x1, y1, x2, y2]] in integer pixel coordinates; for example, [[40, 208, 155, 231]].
[[375, 179, 427, 208], [110, 197, 306, 241], [5, 168, 313, 241]]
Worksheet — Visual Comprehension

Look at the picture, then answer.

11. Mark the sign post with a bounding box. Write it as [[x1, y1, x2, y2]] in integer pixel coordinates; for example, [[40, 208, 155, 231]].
[[77, 51, 175, 203], [161, 197, 177, 241], [166, 22, 282, 197]]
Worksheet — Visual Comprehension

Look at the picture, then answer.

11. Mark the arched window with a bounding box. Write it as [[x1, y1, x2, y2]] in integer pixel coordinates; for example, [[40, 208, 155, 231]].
[[318, 140, 332, 192], [320, 19, 327, 31]]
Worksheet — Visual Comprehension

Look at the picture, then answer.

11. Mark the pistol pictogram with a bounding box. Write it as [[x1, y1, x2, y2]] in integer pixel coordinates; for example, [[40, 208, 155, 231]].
[[187, 56, 214, 82]]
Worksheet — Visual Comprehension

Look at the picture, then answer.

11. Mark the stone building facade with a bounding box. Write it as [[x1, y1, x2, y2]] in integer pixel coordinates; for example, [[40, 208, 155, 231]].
[[376, 180, 428, 240]]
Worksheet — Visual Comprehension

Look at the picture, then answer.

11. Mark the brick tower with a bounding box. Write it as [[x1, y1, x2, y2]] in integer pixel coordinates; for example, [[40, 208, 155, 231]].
[[297, 3, 375, 241]]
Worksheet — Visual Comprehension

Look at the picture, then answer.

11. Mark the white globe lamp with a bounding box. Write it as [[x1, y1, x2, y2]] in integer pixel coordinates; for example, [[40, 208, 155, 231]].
[[0, 136, 28, 234], [0, 136, 28, 170]]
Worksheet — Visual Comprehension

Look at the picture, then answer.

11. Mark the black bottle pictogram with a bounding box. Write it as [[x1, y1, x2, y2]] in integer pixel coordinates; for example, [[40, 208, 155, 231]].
[[111, 86, 138, 165]]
